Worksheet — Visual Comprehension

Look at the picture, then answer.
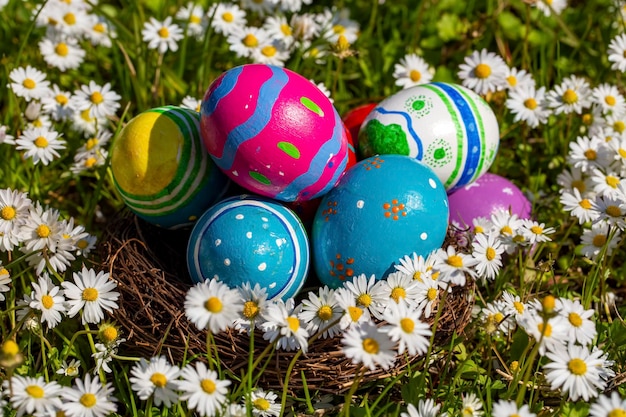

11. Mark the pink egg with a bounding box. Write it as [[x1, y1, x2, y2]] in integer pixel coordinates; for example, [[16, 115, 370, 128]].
[[447, 173, 532, 228], [200, 64, 350, 202]]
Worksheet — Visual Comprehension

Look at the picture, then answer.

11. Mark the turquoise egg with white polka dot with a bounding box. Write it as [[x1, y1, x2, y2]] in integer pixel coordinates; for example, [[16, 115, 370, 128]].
[[187, 195, 309, 300], [311, 155, 449, 289]]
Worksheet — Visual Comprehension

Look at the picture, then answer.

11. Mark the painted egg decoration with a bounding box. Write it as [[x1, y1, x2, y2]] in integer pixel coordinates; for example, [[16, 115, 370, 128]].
[[111, 106, 229, 229], [358, 82, 500, 192], [311, 154, 449, 289], [200, 64, 350, 202], [448, 172, 532, 228], [342, 102, 377, 150], [187, 195, 309, 301]]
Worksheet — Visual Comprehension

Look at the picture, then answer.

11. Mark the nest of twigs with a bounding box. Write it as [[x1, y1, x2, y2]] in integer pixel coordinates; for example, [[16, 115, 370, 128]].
[[99, 209, 475, 393]]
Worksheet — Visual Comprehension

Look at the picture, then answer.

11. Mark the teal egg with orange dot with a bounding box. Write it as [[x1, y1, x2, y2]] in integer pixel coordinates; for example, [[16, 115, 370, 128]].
[[358, 82, 500, 193], [110, 106, 230, 229], [311, 155, 449, 288], [200, 64, 350, 202]]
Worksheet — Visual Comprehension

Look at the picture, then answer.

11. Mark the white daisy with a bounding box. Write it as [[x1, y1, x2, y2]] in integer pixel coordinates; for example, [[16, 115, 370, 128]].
[[75, 129, 112, 160], [377, 271, 420, 311], [580, 222, 621, 260], [393, 53, 433, 89], [74, 233, 97, 257], [261, 297, 309, 352], [263, 15, 294, 48], [342, 320, 396, 371], [382, 301, 431, 356], [608, 33, 626, 72], [273, 0, 312, 13], [15, 126, 65, 166], [61, 374, 117, 417], [505, 84, 550, 128], [41, 84, 76, 121], [543, 343, 608, 401], [491, 399, 536, 417], [241, 0, 275, 15], [545, 75, 593, 115], [318, 8, 359, 44], [519, 219, 555, 245], [130, 356, 181, 407], [534, 0, 568, 16], [590, 169, 624, 199], [21, 202, 62, 253], [4, 375, 63, 416], [395, 252, 434, 282], [184, 277, 242, 334], [590, 391, 626, 417], [461, 392, 484, 417], [334, 285, 372, 329], [57, 358, 81, 377], [480, 300, 514, 336], [401, 398, 441, 417], [7, 65, 51, 101], [250, 388, 281, 417], [49, 2, 91, 38], [70, 107, 109, 136], [0, 188, 32, 234], [432, 245, 477, 286], [39, 35, 86, 71], [457, 48, 508, 95], [290, 12, 320, 44], [568, 135, 612, 173], [592, 83, 626, 116], [209, 2, 247, 37], [85, 14, 115, 48], [142, 16, 183, 54], [471, 232, 504, 281], [62, 265, 120, 324], [251, 40, 290, 66], [502, 66, 534, 91], [412, 275, 446, 318], [92, 341, 119, 374], [559, 187, 599, 224], [299, 285, 342, 339], [0, 263, 11, 302], [0, 124, 15, 145], [181, 95, 202, 113], [341, 273, 387, 315], [557, 166, 593, 195], [555, 298, 597, 346], [227, 26, 269, 59], [73, 81, 121, 119], [29, 273, 66, 329], [605, 112, 626, 138], [591, 195, 626, 230], [518, 309, 568, 355], [176, 2, 207, 39], [500, 291, 527, 322], [234, 282, 268, 333], [178, 361, 231, 417]]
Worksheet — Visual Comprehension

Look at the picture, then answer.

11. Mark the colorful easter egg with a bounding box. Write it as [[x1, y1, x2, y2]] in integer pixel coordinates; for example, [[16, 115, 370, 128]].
[[311, 154, 449, 288], [358, 82, 500, 192], [447, 172, 532, 228], [200, 64, 350, 202], [111, 106, 229, 229], [187, 195, 309, 301]]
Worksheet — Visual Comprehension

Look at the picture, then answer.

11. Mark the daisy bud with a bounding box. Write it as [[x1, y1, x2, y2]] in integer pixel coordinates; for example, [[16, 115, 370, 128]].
[[542, 295, 556, 314], [1, 339, 24, 369]]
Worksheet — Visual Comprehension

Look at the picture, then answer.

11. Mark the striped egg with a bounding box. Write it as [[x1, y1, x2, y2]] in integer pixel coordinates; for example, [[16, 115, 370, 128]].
[[111, 106, 229, 229], [187, 195, 309, 301], [358, 82, 500, 192], [200, 64, 350, 202]]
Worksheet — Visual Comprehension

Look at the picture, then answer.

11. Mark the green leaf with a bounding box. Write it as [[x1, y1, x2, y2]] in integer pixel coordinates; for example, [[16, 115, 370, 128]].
[[497, 11, 524, 40], [436, 13, 466, 42], [560, 401, 590, 417]]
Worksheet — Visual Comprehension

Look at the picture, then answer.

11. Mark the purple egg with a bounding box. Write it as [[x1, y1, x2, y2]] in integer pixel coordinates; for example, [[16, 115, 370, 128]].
[[447, 173, 531, 228]]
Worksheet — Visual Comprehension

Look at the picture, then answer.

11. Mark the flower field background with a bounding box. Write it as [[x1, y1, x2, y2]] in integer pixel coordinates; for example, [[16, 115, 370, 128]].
[[1, 0, 626, 416]]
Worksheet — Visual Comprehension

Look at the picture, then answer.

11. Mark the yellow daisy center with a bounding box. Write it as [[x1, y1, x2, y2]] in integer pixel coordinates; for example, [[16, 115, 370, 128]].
[[82, 287, 99, 301], [190, 15, 201, 24], [572, 180, 586, 193], [55, 43, 69, 57], [90, 91, 104, 105], [400, 317, 415, 333], [222, 12, 233, 23], [34, 136, 49, 148], [608, 409, 626, 417], [543, 295, 556, 312], [582, 113, 593, 125], [606, 205, 622, 217], [562, 89, 578, 104], [412, 271, 422, 282], [261, 45, 276, 57], [486, 247, 496, 261], [348, 306, 363, 322], [494, 312, 504, 323], [537, 322, 552, 337], [80, 393, 97, 408], [356, 293, 372, 307], [41, 294, 54, 309], [333, 24, 346, 34], [55, 94, 69, 105], [63, 12, 76, 25], [280, 23, 292, 36], [390, 287, 406, 303], [619, 148, 626, 158], [0, 268, 8, 276], [26, 385, 45, 398], [606, 175, 620, 188], [568, 312, 583, 327], [474, 63, 491, 79], [80, 108, 93, 122], [286, 316, 300, 332], [93, 23, 106, 33], [254, 398, 270, 411], [205, 296, 223, 313], [243, 34, 258, 47], [605, 95, 617, 106], [2, 340, 19, 356], [102, 326, 118, 342], [614, 121, 625, 133], [584, 149, 597, 160], [409, 70, 422, 82], [513, 301, 525, 314], [523, 98, 538, 110], [579, 199, 592, 209], [84, 157, 97, 168], [36, 224, 51, 238], [317, 305, 333, 321], [1, 206, 16, 220], [568, 358, 587, 376], [474, 225, 484, 234], [446, 255, 463, 268], [362, 337, 379, 354], [85, 138, 99, 150], [500, 225, 513, 235], [243, 300, 259, 319], [427, 287, 438, 301], [158, 27, 169, 38], [22, 78, 36, 89], [201, 379, 216, 394], [593, 234, 607, 247], [77, 239, 89, 249], [150, 372, 167, 387], [530, 225, 543, 235]]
